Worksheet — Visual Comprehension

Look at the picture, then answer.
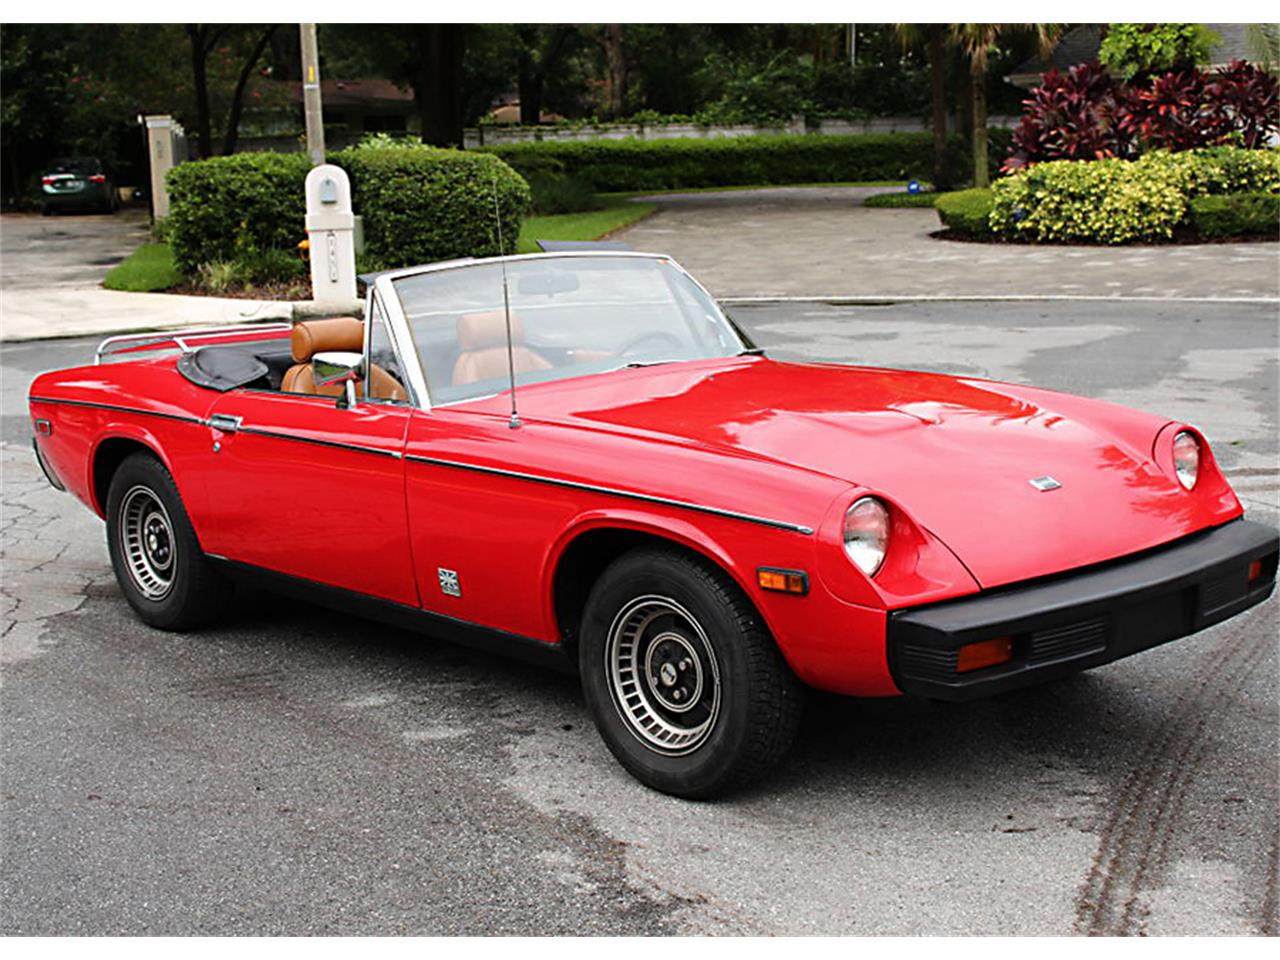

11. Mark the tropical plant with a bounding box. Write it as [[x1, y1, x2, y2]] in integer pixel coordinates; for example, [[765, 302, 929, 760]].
[[951, 24, 1060, 187], [1098, 23, 1218, 81]]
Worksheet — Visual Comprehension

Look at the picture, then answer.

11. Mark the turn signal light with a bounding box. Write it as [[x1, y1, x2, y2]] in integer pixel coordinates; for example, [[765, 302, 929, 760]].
[[956, 636, 1014, 673], [757, 567, 809, 595]]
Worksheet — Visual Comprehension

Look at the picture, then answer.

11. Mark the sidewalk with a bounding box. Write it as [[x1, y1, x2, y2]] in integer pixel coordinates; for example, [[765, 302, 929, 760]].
[[2, 188, 1276, 343], [620, 186, 1280, 301]]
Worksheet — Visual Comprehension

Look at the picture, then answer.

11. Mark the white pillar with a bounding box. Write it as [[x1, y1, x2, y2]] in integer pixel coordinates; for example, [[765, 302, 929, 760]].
[[143, 114, 184, 219], [304, 164, 357, 306]]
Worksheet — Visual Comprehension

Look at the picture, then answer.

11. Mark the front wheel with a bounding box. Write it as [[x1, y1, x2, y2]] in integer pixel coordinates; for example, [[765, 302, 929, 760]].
[[105, 452, 232, 630], [579, 547, 803, 799]]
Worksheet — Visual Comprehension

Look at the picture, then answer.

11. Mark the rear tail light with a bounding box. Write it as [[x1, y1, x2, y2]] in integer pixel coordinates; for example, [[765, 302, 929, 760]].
[[88, 174, 106, 183], [41, 176, 56, 185], [957, 636, 1015, 673]]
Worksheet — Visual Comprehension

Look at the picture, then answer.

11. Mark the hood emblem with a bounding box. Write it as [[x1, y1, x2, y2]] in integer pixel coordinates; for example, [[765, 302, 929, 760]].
[[1029, 476, 1062, 492]]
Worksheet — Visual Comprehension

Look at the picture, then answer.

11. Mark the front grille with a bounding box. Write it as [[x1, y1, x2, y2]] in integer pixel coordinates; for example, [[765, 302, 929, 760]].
[[1028, 618, 1107, 664], [899, 644, 958, 683], [1200, 571, 1245, 617]]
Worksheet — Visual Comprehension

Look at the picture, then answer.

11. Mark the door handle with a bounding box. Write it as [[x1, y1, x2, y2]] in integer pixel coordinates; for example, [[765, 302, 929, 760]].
[[208, 413, 243, 433]]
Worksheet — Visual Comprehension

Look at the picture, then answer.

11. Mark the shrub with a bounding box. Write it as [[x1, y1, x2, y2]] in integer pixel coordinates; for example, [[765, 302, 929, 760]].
[[1004, 58, 1279, 169], [990, 158, 1186, 244], [935, 188, 994, 238], [339, 146, 529, 265], [165, 145, 530, 278], [483, 132, 992, 193], [525, 171, 602, 214], [1186, 193, 1280, 238], [166, 152, 311, 274], [1145, 147, 1280, 197], [1098, 24, 1218, 81]]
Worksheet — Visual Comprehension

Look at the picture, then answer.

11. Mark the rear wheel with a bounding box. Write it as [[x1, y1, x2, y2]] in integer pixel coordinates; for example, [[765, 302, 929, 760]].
[[105, 452, 231, 630], [579, 547, 803, 798]]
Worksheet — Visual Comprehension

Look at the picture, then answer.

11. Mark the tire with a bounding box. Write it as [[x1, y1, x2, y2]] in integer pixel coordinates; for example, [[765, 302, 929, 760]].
[[579, 546, 803, 799], [105, 451, 232, 630], [41, 204, 53, 216]]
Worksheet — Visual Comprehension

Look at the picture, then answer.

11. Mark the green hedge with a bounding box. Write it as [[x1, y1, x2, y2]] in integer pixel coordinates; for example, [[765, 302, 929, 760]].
[[481, 131, 1011, 192], [989, 148, 1280, 244], [341, 147, 529, 267], [166, 146, 530, 275], [1187, 193, 1280, 238], [935, 189, 994, 238]]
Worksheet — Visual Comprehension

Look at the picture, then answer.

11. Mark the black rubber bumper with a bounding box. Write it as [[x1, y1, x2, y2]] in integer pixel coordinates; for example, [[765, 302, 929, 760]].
[[888, 519, 1278, 700]]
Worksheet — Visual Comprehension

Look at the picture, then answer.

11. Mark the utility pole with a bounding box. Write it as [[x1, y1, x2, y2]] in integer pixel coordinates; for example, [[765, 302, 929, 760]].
[[300, 23, 325, 166]]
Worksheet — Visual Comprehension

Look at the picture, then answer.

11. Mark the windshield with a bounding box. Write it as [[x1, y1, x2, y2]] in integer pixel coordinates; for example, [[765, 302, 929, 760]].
[[390, 255, 750, 405]]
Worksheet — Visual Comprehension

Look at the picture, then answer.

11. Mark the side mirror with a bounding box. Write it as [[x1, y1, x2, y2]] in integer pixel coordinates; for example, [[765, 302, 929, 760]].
[[312, 350, 363, 409]]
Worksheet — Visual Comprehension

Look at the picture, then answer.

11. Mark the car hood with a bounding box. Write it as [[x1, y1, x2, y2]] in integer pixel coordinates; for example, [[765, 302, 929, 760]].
[[513, 358, 1234, 588]]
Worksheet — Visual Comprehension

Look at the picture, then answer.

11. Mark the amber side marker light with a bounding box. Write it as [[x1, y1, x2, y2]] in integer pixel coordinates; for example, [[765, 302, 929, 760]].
[[757, 567, 809, 595], [956, 636, 1015, 673]]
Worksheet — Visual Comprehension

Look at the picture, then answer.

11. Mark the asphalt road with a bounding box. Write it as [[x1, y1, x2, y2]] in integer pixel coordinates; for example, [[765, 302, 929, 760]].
[[2, 301, 1277, 935]]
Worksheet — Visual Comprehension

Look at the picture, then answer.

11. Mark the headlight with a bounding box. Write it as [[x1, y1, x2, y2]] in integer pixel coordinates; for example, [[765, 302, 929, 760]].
[[1173, 430, 1200, 490], [843, 497, 890, 577]]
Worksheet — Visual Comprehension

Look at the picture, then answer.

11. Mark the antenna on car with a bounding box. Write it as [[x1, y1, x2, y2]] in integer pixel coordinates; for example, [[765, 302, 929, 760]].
[[492, 172, 521, 430]]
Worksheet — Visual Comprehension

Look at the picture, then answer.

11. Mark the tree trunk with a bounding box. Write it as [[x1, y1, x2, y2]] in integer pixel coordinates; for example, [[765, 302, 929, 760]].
[[185, 25, 213, 159], [517, 52, 543, 125], [971, 56, 989, 188], [220, 26, 276, 156], [927, 25, 949, 190], [602, 24, 627, 119], [414, 25, 466, 147]]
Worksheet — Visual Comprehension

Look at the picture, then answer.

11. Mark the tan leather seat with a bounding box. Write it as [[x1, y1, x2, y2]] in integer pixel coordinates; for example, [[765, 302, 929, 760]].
[[282, 317, 407, 401], [451, 310, 552, 386]]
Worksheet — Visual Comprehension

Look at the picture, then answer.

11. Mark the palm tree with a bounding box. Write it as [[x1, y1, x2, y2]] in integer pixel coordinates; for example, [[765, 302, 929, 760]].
[[895, 24, 952, 190], [951, 24, 1059, 187]]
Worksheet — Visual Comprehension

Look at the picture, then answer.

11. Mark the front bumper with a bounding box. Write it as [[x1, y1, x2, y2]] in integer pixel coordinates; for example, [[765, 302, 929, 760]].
[[888, 519, 1278, 700]]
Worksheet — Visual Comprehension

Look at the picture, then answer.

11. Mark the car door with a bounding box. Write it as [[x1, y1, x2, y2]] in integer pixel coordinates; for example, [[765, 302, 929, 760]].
[[198, 300, 420, 607]]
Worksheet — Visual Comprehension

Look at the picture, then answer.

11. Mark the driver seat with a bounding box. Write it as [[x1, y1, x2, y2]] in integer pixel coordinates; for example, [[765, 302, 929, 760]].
[[452, 311, 552, 386], [282, 317, 407, 401]]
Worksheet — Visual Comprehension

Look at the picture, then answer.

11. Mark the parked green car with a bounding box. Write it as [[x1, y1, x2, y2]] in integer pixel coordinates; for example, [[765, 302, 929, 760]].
[[41, 158, 118, 215]]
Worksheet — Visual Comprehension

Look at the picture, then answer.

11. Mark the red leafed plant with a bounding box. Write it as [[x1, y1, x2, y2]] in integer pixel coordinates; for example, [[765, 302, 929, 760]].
[[1202, 59, 1280, 149], [1004, 57, 1280, 171], [1003, 61, 1135, 172]]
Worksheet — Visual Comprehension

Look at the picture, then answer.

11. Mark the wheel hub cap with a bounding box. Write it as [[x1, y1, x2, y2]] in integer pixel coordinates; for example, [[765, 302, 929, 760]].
[[606, 596, 721, 756], [119, 485, 176, 600]]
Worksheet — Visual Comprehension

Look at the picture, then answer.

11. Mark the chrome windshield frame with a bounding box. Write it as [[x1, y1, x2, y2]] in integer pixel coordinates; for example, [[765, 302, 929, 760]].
[[372, 251, 743, 412]]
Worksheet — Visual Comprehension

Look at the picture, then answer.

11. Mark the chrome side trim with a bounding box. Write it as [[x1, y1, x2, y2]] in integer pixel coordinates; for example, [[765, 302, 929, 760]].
[[28, 396, 205, 426], [235, 425, 402, 460], [404, 454, 815, 535]]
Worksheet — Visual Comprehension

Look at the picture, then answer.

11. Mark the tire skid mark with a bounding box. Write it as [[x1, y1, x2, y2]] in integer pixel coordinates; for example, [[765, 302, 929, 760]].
[[1120, 631, 1272, 935], [1075, 627, 1268, 935]]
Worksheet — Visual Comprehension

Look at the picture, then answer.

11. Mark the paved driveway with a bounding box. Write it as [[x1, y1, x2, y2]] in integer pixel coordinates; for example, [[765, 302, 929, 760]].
[[619, 187, 1280, 300], [2, 301, 1275, 935], [0, 210, 291, 342]]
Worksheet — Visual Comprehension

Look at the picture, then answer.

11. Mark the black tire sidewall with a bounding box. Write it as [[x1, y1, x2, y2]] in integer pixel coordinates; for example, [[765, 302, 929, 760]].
[[579, 550, 766, 798], [105, 452, 217, 630]]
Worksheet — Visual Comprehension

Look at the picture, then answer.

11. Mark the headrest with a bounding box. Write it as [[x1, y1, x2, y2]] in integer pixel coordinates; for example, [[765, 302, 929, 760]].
[[291, 317, 364, 363], [457, 311, 524, 352]]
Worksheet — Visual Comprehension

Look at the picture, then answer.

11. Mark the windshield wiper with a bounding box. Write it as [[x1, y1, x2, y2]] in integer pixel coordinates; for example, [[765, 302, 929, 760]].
[[738, 347, 766, 356], [623, 360, 674, 368]]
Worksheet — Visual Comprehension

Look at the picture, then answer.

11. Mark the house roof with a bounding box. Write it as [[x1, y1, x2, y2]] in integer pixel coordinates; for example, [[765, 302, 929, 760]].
[[286, 78, 414, 109], [1007, 23, 1264, 88]]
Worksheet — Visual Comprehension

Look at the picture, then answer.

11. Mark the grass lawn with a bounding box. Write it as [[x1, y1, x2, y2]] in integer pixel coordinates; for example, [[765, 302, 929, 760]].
[[862, 190, 946, 209], [517, 196, 658, 253], [102, 242, 183, 292]]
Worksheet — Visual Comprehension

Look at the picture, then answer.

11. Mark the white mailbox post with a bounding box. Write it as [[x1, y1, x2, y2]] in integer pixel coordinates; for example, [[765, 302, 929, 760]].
[[304, 164, 357, 306]]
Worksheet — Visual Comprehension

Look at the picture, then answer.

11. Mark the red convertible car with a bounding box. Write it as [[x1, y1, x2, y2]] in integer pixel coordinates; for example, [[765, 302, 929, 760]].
[[28, 252, 1278, 797]]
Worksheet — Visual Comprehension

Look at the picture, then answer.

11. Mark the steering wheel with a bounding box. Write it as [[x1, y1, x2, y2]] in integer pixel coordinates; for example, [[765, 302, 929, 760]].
[[615, 331, 684, 359]]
